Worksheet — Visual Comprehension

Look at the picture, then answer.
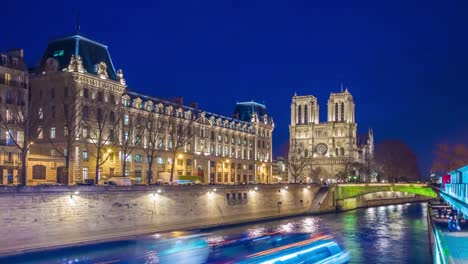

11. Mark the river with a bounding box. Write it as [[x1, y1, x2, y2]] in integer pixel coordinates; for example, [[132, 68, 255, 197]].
[[0, 203, 431, 264]]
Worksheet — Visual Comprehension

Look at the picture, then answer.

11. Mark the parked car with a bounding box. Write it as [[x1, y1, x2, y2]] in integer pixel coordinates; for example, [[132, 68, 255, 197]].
[[104, 177, 132, 186]]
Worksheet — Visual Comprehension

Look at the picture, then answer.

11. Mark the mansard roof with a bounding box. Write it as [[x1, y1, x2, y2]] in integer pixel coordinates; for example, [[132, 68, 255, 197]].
[[39, 34, 117, 80], [234, 101, 268, 122], [124, 90, 255, 128]]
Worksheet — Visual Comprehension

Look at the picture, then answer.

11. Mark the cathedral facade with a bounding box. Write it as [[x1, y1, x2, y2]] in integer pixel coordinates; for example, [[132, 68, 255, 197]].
[[289, 89, 374, 182]]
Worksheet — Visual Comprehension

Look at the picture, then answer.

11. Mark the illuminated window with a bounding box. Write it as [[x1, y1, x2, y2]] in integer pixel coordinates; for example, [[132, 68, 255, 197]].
[[37, 127, 43, 139], [5, 73, 11, 85], [17, 131, 23, 145], [50, 127, 56, 139], [39, 107, 44, 119], [156, 157, 164, 164], [53, 50, 64, 57], [82, 127, 88, 139], [124, 114, 129, 125], [5, 131, 13, 145], [82, 168, 88, 179], [50, 149, 56, 157], [135, 154, 143, 163], [82, 150, 88, 160]]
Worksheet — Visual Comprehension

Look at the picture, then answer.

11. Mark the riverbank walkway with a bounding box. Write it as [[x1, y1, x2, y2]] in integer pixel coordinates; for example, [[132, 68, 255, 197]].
[[429, 200, 468, 264]]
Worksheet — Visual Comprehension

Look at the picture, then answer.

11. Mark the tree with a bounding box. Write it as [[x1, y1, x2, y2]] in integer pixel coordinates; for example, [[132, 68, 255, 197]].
[[288, 140, 311, 183], [142, 112, 166, 184], [83, 102, 120, 184], [374, 140, 420, 182], [432, 143, 468, 174], [166, 108, 196, 182], [0, 88, 43, 185], [336, 159, 365, 182], [44, 88, 83, 184], [119, 109, 142, 177]]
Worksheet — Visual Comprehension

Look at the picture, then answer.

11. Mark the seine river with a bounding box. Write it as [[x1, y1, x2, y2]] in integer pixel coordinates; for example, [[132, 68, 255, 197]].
[[1, 203, 431, 264]]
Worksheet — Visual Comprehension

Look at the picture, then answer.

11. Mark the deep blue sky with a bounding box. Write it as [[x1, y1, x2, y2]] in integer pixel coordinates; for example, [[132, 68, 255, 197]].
[[3, 0, 468, 176]]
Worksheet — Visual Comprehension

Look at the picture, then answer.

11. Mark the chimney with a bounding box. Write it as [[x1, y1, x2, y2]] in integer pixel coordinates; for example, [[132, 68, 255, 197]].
[[189, 102, 198, 109], [172, 97, 183, 106], [8, 48, 24, 58]]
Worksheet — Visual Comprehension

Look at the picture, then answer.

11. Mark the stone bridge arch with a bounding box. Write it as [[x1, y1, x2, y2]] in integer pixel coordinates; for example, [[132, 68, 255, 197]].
[[337, 184, 437, 200]]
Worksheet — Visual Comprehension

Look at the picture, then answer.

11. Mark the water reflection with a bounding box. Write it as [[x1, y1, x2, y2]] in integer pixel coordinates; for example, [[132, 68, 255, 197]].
[[0, 203, 430, 264]]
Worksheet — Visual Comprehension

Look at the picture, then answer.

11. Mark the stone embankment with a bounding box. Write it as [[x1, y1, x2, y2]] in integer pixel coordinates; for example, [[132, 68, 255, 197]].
[[0, 184, 327, 255], [0, 184, 431, 256]]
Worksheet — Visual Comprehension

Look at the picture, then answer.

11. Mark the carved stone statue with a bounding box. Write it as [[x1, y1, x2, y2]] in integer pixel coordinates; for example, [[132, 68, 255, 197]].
[[65, 55, 85, 73], [117, 69, 126, 85], [251, 112, 258, 123], [263, 114, 268, 124], [96, 61, 108, 79]]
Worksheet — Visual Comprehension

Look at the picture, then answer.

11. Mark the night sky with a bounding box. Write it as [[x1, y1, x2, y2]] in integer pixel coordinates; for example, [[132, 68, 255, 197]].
[[3, 0, 468, 176]]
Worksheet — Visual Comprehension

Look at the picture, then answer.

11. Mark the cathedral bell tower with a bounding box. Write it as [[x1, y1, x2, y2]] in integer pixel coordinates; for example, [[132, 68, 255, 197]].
[[290, 94, 319, 126], [327, 88, 355, 123]]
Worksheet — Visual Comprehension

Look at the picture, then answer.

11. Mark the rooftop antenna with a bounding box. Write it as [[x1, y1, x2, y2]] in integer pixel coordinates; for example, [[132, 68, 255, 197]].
[[76, 6, 81, 34]]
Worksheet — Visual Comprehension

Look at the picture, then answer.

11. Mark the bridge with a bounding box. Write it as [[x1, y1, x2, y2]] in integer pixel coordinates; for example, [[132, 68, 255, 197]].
[[336, 183, 437, 200]]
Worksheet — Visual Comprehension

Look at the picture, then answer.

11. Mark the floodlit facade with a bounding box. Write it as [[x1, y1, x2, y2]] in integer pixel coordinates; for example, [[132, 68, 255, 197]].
[[0, 49, 28, 184], [289, 89, 373, 182], [26, 34, 274, 185]]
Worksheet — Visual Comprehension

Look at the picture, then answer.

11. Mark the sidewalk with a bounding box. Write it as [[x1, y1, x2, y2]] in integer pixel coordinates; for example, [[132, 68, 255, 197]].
[[429, 202, 468, 264]]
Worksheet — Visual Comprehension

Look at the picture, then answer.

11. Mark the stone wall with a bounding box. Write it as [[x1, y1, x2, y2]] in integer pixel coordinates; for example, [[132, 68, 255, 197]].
[[336, 191, 432, 211], [0, 184, 319, 255]]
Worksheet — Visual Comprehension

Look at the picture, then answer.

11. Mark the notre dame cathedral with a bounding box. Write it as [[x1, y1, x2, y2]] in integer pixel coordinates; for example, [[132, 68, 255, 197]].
[[289, 88, 374, 182]]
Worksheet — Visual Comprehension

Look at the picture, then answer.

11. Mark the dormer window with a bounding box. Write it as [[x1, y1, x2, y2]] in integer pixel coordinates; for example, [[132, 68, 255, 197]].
[[122, 95, 130, 107], [146, 102, 153, 111], [133, 99, 141, 109], [1, 55, 6, 65], [12, 58, 18, 66], [53, 50, 64, 57]]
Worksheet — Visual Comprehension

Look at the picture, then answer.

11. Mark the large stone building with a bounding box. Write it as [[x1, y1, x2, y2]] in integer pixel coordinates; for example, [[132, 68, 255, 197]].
[[0, 49, 28, 184], [25, 34, 273, 185], [289, 89, 373, 182]]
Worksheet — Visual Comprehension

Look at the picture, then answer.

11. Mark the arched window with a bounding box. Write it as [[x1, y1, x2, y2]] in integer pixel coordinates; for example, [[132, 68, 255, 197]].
[[304, 105, 308, 124], [340, 147, 345, 156], [297, 105, 302, 124], [335, 148, 339, 156], [335, 103, 338, 122], [341, 102, 345, 121]]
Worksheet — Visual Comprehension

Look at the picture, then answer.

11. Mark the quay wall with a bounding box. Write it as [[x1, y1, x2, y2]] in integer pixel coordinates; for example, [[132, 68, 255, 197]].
[[0, 184, 319, 255]]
